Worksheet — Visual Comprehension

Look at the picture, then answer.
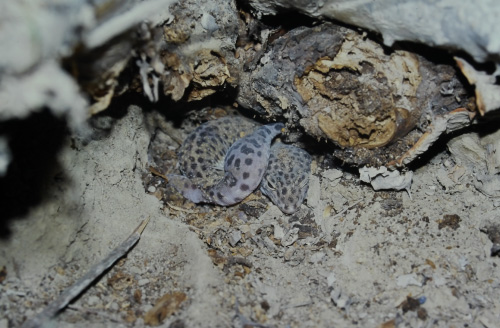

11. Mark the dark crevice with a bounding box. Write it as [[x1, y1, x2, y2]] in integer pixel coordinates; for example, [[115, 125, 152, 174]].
[[0, 110, 68, 238]]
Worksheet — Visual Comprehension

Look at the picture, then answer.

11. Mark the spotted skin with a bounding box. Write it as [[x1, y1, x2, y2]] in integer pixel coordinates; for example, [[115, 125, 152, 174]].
[[167, 117, 258, 203], [176, 117, 258, 182], [168, 117, 311, 213], [168, 117, 283, 206], [208, 123, 284, 205], [260, 143, 312, 214]]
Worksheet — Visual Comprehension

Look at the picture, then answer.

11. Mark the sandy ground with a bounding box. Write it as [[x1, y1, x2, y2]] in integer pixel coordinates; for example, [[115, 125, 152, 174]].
[[1, 105, 499, 328]]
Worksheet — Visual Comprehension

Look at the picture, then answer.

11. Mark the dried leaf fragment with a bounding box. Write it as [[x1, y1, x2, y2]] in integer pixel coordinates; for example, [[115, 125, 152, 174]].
[[107, 271, 135, 291], [455, 57, 500, 115], [144, 292, 187, 326], [438, 214, 461, 230]]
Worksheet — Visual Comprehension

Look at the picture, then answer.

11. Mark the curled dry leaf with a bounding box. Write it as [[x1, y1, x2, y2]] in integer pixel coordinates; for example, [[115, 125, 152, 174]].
[[107, 271, 136, 291]]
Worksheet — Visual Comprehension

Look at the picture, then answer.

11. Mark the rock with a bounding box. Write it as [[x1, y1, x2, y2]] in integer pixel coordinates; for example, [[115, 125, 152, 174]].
[[321, 169, 343, 183], [228, 230, 242, 247], [138, 278, 150, 287], [201, 13, 219, 32], [87, 295, 100, 307], [330, 284, 350, 309], [436, 168, 455, 190], [281, 228, 299, 247], [309, 252, 326, 264], [284, 247, 295, 261], [306, 175, 321, 209], [326, 272, 336, 287], [396, 273, 422, 287]]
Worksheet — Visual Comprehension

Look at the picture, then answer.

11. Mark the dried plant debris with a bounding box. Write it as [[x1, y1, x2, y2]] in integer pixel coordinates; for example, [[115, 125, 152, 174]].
[[445, 128, 500, 198], [437, 214, 461, 230], [144, 292, 187, 326], [236, 23, 476, 167], [21, 219, 150, 328], [247, 1, 500, 69], [359, 166, 412, 195], [398, 296, 428, 320], [455, 57, 500, 115], [63, 0, 241, 112], [127, 0, 241, 103]]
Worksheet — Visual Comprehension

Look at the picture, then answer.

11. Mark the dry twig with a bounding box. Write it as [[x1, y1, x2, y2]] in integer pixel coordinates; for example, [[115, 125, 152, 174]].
[[21, 218, 150, 328]]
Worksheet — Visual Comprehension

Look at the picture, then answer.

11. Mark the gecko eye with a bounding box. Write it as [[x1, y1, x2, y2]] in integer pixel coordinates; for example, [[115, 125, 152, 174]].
[[266, 179, 276, 191]]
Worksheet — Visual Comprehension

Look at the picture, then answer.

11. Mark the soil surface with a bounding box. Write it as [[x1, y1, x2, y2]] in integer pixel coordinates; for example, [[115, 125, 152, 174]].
[[1, 105, 499, 328]]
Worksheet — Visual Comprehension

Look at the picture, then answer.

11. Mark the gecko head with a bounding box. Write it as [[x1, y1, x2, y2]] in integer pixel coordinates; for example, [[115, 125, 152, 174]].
[[260, 143, 311, 214], [261, 174, 308, 214]]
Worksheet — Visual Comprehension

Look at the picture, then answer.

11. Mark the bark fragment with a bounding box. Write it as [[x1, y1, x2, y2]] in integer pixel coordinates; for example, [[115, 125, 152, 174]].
[[236, 23, 475, 166]]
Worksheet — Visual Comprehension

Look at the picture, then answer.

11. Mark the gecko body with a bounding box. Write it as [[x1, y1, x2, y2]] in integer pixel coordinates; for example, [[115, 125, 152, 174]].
[[168, 116, 310, 213]]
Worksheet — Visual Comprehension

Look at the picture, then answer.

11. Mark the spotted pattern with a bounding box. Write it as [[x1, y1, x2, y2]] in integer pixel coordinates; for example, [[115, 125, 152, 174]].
[[209, 123, 284, 205], [260, 143, 312, 214], [168, 116, 311, 213], [175, 117, 258, 182], [167, 116, 258, 203]]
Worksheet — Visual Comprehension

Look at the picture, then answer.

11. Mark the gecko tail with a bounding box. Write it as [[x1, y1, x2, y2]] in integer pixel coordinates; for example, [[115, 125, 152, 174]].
[[167, 174, 206, 203]]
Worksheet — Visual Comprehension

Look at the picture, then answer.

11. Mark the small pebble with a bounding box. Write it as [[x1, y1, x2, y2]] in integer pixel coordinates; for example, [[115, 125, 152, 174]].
[[147, 186, 156, 193], [138, 278, 150, 286], [281, 228, 299, 247], [228, 230, 242, 247], [201, 13, 219, 32], [330, 287, 349, 309], [321, 168, 343, 182], [87, 295, 100, 307], [128, 266, 142, 275], [237, 211, 248, 222], [110, 302, 119, 311], [309, 252, 326, 264], [284, 247, 295, 261], [396, 273, 422, 287], [263, 236, 278, 251], [326, 272, 336, 287], [142, 304, 153, 313]]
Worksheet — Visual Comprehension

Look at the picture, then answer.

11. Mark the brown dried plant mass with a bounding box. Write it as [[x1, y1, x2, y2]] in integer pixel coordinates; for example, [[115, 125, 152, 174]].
[[294, 38, 421, 149], [143, 292, 187, 326], [438, 214, 461, 230]]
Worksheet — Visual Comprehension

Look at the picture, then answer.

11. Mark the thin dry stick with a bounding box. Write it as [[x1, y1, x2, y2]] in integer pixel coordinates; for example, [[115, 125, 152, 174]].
[[165, 202, 197, 213], [21, 218, 150, 328], [333, 200, 362, 219]]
